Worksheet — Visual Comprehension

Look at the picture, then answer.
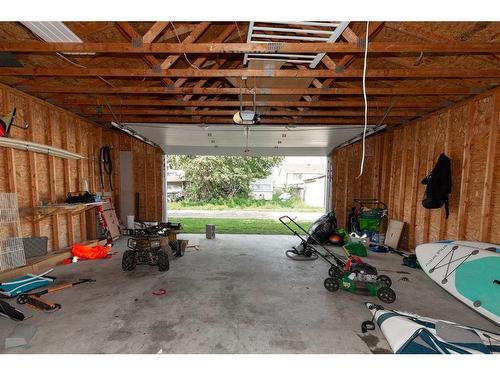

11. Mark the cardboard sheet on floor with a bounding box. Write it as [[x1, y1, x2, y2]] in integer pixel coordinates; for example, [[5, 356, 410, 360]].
[[384, 220, 405, 249], [102, 198, 121, 240]]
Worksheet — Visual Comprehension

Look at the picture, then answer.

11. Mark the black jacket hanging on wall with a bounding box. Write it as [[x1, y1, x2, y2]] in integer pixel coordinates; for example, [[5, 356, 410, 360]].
[[421, 153, 452, 218]]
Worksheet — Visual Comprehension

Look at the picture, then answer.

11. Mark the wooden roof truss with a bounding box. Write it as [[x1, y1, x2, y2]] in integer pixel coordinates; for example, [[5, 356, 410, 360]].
[[0, 21, 497, 127]]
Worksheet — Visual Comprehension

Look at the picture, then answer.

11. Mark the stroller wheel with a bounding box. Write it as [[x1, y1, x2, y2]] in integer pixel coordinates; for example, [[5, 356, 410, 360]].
[[324, 277, 339, 292], [377, 287, 396, 303], [328, 266, 342, 278], [376, 274, 392, 287]]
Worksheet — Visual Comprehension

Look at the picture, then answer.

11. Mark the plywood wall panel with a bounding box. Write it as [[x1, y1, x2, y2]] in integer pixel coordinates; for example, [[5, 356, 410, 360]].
[[445, 105, 468, 240], [0, 83, 163, 256], [489, 93, 500, 244], [427, 113, 447, 243], [465, 96, 493, 241], [0, 89, 9, 193], [332, 88, 500, 249]]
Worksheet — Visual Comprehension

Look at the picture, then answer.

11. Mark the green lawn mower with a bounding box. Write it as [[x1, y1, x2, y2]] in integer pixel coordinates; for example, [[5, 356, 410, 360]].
[[324, 272, 396, 303], [324, 247, 396, 303], [280, 215, 396, 303]]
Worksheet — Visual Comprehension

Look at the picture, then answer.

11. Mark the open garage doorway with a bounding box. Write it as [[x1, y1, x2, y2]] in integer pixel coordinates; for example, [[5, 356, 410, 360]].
[[123, 122, 378, 235], [164, 155, 327, 235]]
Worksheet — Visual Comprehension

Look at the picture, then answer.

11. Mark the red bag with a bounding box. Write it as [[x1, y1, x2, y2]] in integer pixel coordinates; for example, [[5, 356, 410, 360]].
[[71, 244, 110, 259]]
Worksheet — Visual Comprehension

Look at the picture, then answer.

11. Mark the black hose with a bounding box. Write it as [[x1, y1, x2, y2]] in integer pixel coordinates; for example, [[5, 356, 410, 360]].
[[99, 146, 113, 191], [285, 249, 318, 261]]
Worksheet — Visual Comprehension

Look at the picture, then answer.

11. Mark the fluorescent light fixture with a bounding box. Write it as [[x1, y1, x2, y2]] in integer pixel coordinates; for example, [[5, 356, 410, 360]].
[[0, 137, 85, 160], [21, 21, 94, 55], [111, 121, 161, 149], [333, 125, 387, 151]]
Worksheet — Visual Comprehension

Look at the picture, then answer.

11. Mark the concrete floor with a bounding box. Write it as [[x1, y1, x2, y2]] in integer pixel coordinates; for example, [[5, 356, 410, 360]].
[[1, 234, 498, 353]]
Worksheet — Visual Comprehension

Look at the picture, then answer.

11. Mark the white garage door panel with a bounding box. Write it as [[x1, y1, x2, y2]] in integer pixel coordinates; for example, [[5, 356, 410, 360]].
[[125, 123, 376, 156]]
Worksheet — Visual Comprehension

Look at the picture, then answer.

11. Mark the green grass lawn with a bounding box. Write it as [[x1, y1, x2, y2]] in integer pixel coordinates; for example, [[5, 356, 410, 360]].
[[169, 198, 322, 212], [174, 217, 314, 235]]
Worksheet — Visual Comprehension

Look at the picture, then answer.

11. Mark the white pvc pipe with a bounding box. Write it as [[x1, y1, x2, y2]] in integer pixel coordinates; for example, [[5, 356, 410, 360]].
[[0, 138, 84, 160]]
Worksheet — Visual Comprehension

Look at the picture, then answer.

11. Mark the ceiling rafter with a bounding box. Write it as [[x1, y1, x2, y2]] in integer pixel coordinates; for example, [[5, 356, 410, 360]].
[[3, 67, 498, 79], [1, 21, 498, 128], [19, 84, 481, 96], [158, 24, 196, 42], [55, 97, 438, 108], [319, 22, 385, 89], [77, 107, 422, 117], [174, 24, 237, 89], [86, 114, 404, 125], [384, 22, 499, 66], [295, 22, 384, 104], [115, 21, 175, 86], [188, 60, 241, 105], [142, 22, 169, 43], [2, 41, 499, 54], [159, 22, 211, 69]]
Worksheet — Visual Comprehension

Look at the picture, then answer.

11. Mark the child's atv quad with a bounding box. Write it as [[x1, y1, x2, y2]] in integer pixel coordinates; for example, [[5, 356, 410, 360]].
[[122, 236, 170, 272]]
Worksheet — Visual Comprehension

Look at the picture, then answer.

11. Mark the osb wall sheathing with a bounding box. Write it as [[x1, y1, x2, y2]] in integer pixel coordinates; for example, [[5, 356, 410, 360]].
[[0, 83, 163, 253], [331, 88, 500, 250]]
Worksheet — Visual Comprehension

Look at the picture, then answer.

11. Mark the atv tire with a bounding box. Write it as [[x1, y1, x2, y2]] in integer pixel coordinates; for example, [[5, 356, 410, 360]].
[[161, 244, 174, 260], [170, 240, 180, 257], [122, 250, 137, 271], [157, 250, 170, 272]]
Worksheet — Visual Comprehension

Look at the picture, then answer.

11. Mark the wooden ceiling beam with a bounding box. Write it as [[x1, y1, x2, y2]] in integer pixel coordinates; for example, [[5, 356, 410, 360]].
[[54, 97, 438, 108], [318, 22, 386, 91], [142, 22, 169, 43], [187, 60, 241, 104], [2, 41, 499, 54], [384, 22, 499, 66], [115, 21, 174, 86], [77, 107, 421, 117], [20, 85, 479, 95], [173, 24, 236, 88], [88, 115, 402, 125], [341, 27, 359, 43], [5, 67, 498, 79], [159, 25, 195, 42], [159, 22, 211, 69]]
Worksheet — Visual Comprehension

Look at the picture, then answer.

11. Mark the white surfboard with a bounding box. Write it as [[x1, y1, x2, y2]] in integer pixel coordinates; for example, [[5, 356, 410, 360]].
[[365, 302, 500, 354], [416, 241, 500, 325], [452, 241, 500, 253]]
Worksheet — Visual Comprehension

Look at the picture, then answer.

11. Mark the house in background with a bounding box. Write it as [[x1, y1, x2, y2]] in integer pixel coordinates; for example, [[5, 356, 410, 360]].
[[166, 169, 188, 201], [273, 157, 326, 189], [271, 157, 326, 203], [303, 175, 326, 207], [249, 177, 274, 200]]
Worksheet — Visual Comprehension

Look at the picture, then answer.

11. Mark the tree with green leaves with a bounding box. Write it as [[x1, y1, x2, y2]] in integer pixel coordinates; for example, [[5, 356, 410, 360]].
[[168, 155, 283, 201]]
